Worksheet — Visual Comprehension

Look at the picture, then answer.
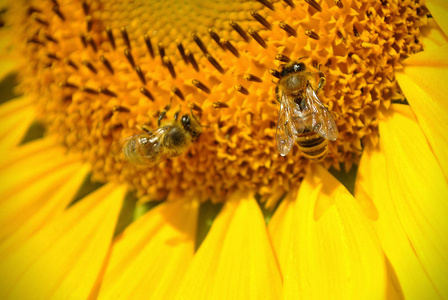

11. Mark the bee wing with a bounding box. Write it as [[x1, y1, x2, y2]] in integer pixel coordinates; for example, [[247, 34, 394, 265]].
[[110, 127, 168, 167], [276, 94, 305, 156], [304, 85, 338, 141], [111, 136, 135, 155], [140, 127, 166, 158], [276, 100, 294, 156], [129, 126, 171, 167]]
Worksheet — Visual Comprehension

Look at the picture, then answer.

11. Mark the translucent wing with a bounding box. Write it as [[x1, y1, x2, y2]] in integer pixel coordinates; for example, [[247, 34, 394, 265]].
[[276, 100, 294, 156], [141, 127, 167, 156], [304, 85, 338, 141], [111, 127, 169, 167], [276, 93, 306, 156], [110, 135, 135, 156]]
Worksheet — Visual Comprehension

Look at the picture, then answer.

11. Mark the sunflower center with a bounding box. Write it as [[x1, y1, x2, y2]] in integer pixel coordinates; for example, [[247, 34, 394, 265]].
[[10, 0, 426, 204]]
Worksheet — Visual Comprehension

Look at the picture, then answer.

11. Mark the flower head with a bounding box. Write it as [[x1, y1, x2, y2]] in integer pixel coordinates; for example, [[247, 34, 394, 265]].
[[1, 0, 447, 299], [6, 0, 426, 204]]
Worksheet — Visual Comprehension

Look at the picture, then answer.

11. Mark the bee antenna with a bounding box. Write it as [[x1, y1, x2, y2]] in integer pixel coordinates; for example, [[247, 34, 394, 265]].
[[189, 107, 199, 121], [137, 124, 152, 133], [174, 107, 181, 121], [297, 56, 309, 61], [158, 98, 173, 127], [318, 63, 325, 72], [189, 107, 210, 128]]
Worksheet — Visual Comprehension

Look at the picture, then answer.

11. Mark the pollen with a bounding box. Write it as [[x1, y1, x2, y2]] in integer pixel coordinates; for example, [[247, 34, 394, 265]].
[[8, 0, 427, 204]]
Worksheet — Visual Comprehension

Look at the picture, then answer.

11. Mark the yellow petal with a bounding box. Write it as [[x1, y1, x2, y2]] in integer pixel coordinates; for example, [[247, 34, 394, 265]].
[[0, 96, 35, 151], [0, 183, 126, 300], [0, 13, 21, 87], [0, 138, 87, 242], [98, 200, 198, 300], [0, 162, 90, 257], [356, 144, 441, 299], [0, 32, 19, 81], [426, 0, 448, 36], [369, 104, 448, 297], [0, 135, 58, 168], [267, 197, 294, 275], [0, 57, 19, 82], [174, 194, 282, 300], [421, 19, 448, 51], [283, 165, 388, 300], [396, 46, 448, 180]]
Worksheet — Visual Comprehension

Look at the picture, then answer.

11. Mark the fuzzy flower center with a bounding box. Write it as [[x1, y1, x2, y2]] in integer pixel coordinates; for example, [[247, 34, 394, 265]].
[[10, 0, 426, 204]]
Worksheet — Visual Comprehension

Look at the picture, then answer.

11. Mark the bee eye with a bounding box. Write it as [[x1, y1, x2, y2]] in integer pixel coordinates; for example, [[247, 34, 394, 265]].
[[181, 115, 190, 126], [294, 63, 305, 72]]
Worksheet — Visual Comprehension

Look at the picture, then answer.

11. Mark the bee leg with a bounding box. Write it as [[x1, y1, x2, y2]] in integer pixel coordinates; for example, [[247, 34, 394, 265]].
[[275, 85, 281, 104], [317, 66, 326, 93], [157, 111, 166, 127], [139, 124, 153, 133], [157, 99, 173, 126], [174, 109, 180, 122]]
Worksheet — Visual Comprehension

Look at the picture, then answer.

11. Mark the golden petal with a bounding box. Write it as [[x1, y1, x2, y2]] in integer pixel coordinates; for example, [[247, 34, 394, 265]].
[[0, 162, 89, 257], [357, 104, 448, 298], [396, 47, 448, 180], [282, 165, 388, 299], [267, 197, 294, 275], [379, 104, 448, 296], [426, 0, 448, 36], [0, 183, 126, 299], [0, 96, 35, 151], [420, 18, 448, 51], [356, 144, 441, 299], [0, 135, 58, 168], [0, 137, 87, 242], [0, 56, 19, 82], [0, 30, 19, 81], [98, 200, 198, 300], [174, 194, 282, 300]]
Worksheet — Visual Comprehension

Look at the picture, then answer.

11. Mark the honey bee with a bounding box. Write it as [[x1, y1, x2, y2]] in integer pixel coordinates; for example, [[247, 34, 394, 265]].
[[112, 110, 202, 167], [275, 59, 338, 160]]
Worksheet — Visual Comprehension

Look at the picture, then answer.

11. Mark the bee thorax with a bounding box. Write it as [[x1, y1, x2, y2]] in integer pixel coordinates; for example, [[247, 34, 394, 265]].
[[283, 76, 303, 92], [164, 127, 188, 149]]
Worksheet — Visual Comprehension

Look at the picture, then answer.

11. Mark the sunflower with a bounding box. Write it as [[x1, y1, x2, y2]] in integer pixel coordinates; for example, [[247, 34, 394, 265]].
[[0, 0, 447, 299]]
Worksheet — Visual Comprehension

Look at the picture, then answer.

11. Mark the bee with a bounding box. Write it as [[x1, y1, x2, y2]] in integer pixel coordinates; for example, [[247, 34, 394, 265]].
[[275, 59, 338, 160], [112, 110, 202, 167]]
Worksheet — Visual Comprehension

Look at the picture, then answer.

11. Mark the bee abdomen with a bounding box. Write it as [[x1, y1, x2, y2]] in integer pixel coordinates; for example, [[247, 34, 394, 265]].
[[297, 131, 328, 161]]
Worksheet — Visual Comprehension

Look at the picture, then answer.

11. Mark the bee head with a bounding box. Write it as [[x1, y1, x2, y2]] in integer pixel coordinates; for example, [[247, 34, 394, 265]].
[[181, 114, 190, 127], [181, 114, 202, 139], [280, 61, 306, 77]]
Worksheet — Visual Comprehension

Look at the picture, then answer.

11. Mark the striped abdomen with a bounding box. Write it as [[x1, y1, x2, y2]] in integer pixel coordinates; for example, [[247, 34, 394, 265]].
[[296, 131, 328, 161]]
